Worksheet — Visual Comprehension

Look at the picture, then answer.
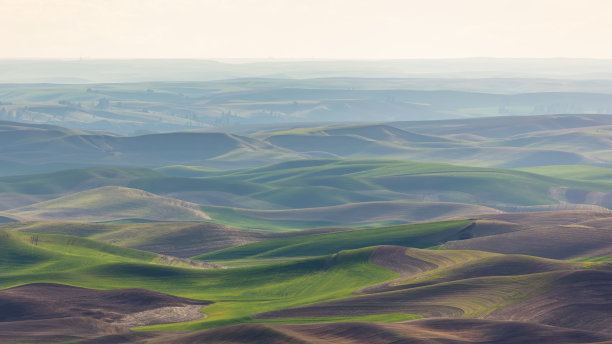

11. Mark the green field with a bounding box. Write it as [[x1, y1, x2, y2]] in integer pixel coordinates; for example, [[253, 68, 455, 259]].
[[6, 186, 211, 222], [519, 165, 612, 183], [196, 220, 472, 260], [3, 73, 612, 343], [4, 159, 612, 233], [3, 223, 600, 335], [0, 228, 403, 330], [2, 183, 611, 342]]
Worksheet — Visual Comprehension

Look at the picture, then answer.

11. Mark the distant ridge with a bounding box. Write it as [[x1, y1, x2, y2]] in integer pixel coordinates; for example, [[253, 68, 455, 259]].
[[4, 115, 612, 172]]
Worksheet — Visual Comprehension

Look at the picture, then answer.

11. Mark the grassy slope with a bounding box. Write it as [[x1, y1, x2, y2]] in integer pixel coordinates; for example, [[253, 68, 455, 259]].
[[2, 221, 273, 257], [390, 254, 577, 290], [0, 166, 162, 210], [0, 167, 161, 195], [0, 230, 157, 278], [7, 186, 210, 222], [0, 230, 401, 331], [200, 205, 332, 231], [200, 159, 612, 209], [201, 202, 498, 231], [195, 220, 472, 260], [5, 160, 612, 223], [0, 220, 482, 332], [519, 165, 612, 183], [2, 220, 608, 335]]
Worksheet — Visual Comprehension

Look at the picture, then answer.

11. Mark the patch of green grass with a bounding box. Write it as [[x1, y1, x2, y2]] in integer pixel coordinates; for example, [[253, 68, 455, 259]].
[[200, 205, 330, 231], [5, 159, 612, 230], [0, 230, 157, 277], [0, 230, 405, 331], [171, 159, 612, 217], [195, 220, 472, 260], [518, 165, 612, 183], [571, 256, 612, 262], [254, 313, 422, 324], [136, 247, 399, 331], [2, 223, 606, 334]]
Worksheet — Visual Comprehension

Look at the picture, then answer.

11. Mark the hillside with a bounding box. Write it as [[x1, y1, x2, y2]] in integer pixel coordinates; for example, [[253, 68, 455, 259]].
[[0, 120, 300, 174], [0, 283, 210, 343], [203, 201, 500, 230], [5, 159, 612, 217], [253, 247, 611, 335], [0, 166, 161, 210], [178, 159, 612, 223], [3, 106, 612, 342], [519, 165, 612, 183], [196, 220, 474, 261], [9, 210, 612, 262], [4, 76, 612, 134], [6, 186, 211, 222], [160, 320, 611, 344], [6, 115, 612, 172], [1, 219, 611, 342], [444, 211, 612, 259], [5, 159, 612, 231]]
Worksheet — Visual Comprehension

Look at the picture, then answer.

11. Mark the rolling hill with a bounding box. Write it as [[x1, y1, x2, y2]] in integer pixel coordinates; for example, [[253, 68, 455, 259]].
[[8, 209, 612, 263], [0, 120, 302, 174], [158, 320, 611, 344], [443, 211, 612, 259], [194, 211, 612, 263], [6, 159, 612, 229], [6, 114, 612, 174], [5, 159, 612, 232], [0, 166, 161, 210], [519, 164, 612, 183], [6, 186, 211, 222], [3, 108, 612, 342], [2, 218, 612, 342], [195, 220, 474, 261], [202, 201, 500, 230], [0, 283, 210, 343], [253, 247, 612, 335]]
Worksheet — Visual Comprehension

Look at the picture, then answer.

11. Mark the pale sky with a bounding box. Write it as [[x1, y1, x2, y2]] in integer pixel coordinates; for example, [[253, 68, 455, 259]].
[[2, 0, 612, 59]]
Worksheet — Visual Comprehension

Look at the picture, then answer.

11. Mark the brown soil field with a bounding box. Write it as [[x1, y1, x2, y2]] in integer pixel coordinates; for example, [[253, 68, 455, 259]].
[[0, 283, 211, 343], [253, 245, 611, 336], [444, 225, 612, 259], [362, 246, 577, 294], [442, 210, 612, 259], [474, 210, 612, 227], [487, 270, 612, 334], [158, 319, 612, 344]]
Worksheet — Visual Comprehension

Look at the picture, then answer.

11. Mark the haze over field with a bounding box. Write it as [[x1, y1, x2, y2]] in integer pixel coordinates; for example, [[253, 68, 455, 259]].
[[1, 1, 612, 343]]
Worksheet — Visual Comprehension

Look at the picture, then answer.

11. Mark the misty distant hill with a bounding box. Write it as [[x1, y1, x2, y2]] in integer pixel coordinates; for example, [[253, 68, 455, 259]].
[[3, 58, 612, 83], [2, 77, 612, 134], [4, 114, 612, 175]]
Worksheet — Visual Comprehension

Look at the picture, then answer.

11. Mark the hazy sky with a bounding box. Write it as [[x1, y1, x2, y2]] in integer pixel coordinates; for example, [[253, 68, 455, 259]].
[[2, 0, 612, 59]]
